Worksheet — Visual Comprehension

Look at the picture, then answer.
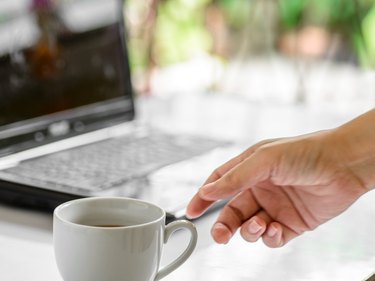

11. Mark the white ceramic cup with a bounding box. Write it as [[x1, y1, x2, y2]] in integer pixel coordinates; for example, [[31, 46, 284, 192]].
[[53, 197, 198, 281]]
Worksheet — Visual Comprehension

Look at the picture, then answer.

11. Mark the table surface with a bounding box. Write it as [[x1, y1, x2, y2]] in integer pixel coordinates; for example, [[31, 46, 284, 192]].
[[1, 93, 374, 281]]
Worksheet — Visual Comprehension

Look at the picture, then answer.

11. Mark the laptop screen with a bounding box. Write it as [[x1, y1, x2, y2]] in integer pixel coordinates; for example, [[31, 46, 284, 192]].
[[0, 0, 134, 155]]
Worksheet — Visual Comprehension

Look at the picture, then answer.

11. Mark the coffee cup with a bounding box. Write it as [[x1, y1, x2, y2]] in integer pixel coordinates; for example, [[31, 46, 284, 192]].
[[53, 197, 197, 281]]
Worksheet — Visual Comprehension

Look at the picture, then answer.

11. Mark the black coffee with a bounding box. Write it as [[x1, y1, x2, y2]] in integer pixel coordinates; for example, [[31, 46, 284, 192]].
[[93, 224, 128, 228]]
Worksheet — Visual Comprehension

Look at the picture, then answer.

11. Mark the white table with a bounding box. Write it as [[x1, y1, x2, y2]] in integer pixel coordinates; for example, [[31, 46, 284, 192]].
[[1, 192, 375, 281], [1, 94, 374, 281]]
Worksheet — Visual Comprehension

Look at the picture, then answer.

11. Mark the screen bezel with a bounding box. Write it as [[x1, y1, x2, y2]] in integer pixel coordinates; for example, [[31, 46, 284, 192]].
[[0, 0, 135, 157]]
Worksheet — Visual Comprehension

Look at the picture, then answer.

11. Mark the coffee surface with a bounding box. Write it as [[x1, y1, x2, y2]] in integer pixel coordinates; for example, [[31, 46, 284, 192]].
[[93, 224, 128, 227]]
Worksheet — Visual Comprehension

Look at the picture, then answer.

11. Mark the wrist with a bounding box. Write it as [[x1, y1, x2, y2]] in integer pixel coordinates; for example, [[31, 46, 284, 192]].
[[331, 109, 375, 191]]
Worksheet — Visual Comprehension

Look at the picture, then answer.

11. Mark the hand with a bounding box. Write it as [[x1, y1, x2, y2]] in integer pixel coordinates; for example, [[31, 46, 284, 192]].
[[186, 126, 372, 248]]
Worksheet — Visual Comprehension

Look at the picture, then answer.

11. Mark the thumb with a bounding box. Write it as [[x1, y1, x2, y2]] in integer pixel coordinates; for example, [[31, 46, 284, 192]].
[[198, 149, 273, 201]]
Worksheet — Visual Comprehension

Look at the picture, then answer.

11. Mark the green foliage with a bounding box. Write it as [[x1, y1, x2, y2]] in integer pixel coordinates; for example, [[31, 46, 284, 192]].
[[126, 0, 375, 71], [153, 0, 211, 66], [214, 0, 252, 30], [279, 0, 307, 29], [359, 4, 375, 67], [278, 0, 375, 68], [278, 0, 370, 30], [127, 37, 149, 72]]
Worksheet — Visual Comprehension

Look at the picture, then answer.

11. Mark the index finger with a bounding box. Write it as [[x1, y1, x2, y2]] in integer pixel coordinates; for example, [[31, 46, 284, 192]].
[[186, 157, 244, 219], [186, 139, 279, 219], [198, 143, 275, 201]]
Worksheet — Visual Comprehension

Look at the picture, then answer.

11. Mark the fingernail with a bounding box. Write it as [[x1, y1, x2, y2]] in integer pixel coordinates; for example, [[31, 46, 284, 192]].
[[212, 222, 232, 244], [267, 225, 278, 237], [248, 220, 262, 234], [185, 212, 197, 219]]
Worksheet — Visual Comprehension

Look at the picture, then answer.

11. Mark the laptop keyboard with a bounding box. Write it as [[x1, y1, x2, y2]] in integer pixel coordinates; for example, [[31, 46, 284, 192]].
[[0, 131, 225, 193]]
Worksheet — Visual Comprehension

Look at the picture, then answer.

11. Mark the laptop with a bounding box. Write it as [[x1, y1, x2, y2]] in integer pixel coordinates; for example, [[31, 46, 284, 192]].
[[0, 0, 232, 221]]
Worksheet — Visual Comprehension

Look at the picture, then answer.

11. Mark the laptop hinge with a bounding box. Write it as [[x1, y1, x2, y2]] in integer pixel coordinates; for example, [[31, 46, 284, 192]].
[[0, 121, 139, 170]]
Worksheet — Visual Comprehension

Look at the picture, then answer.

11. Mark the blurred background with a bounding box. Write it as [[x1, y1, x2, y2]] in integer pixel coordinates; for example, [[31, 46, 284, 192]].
[[124, 0, 375, 114]]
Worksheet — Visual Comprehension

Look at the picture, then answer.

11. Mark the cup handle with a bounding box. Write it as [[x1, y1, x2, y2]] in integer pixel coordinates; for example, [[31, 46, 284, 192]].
[[154, 220, 198, 281]]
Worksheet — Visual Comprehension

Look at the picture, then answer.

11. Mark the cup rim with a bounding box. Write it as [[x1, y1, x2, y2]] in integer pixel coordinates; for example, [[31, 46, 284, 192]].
[[53, 197, 166, 229]]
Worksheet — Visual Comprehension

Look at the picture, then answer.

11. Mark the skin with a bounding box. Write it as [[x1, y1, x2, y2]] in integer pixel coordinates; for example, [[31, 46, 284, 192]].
[[186, 109, 375, 248]]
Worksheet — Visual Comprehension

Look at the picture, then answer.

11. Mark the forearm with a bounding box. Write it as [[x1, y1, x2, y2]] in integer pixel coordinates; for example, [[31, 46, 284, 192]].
[[330, 108, 375, 191]]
